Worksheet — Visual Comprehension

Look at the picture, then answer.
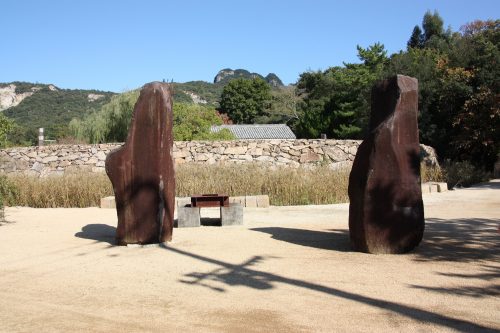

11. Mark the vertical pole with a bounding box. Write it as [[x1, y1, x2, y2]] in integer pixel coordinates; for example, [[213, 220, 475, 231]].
[[38, 128, 44, 146]]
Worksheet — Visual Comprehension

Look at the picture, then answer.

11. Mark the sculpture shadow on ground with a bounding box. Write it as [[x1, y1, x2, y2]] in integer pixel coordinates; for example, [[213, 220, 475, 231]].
[[250, 227, 350, 251], [414, 218, 500, 262], [163, 245, 497, 333], [407, 217, 500, 301], [75, 224, 117, 245], [72, 221, 498, 331]]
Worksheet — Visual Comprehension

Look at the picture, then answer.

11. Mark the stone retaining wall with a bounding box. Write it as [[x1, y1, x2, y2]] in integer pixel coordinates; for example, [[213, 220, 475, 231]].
[[0, 140, 438, 177]]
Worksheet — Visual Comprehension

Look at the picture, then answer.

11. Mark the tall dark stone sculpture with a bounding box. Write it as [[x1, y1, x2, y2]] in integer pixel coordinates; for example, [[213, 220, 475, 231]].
[[348, 75, 424, 254], [106, 82, 175, 245]]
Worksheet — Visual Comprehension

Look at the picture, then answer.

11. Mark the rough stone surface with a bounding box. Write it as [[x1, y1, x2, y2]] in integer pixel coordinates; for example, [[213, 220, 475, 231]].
[[105, 82, 175, 245], [0, 141, 439, 177], [348, 75, 424, 254]]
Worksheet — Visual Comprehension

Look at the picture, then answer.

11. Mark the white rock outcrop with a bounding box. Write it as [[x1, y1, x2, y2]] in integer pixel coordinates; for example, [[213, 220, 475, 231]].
[[0, 84, 34, 111]]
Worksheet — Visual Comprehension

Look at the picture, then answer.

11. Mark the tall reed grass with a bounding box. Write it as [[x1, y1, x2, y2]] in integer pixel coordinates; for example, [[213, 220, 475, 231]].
[[3, 163, 442, 208], [5, 173, 114, 208], [176, 163, 350, 205]]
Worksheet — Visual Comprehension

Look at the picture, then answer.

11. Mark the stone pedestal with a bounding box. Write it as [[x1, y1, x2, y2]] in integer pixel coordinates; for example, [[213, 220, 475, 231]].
[[348, 75, 424, 254], [221, 204, 244, 226], [105, 82, 175, 245], [177, 206, 201, 228]]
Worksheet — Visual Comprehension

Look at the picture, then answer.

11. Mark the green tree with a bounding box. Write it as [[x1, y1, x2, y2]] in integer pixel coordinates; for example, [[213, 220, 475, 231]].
[[296, 43, 387, 139], [422, 10, 444, 42], [70, 90, 233, 143], [219, 78, 271, 123], [407, 25, 424, 49], [257, 85, 301, 124], [389, 16, 499, 170], [0, 114, 14, 148], [173, 103, 234, 141]]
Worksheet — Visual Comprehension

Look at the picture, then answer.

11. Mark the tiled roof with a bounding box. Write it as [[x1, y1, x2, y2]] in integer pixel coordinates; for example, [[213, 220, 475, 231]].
[[211, 124, 296, 139]]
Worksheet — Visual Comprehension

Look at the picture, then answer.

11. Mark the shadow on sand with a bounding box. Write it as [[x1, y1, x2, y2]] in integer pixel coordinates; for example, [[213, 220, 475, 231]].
[[74, 224, 116, 245], [415, 218, 500, 262], [74, 213, 499, 332], [250, 227, 350, 251]]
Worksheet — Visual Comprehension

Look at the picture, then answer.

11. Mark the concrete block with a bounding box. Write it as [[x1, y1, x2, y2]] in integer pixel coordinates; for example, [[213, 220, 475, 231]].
[[429, 183, 439, 193], [176, 196, 191, 208], [229, 196, 245, 206], [245, 196, 257, 208], [100, 196, 116, 209], [221, 204, 243, 226], [421, 183, 430, 194], [434, 182, 448, 192], [177, 206, 200, 228], [256, 195, 270, 208]]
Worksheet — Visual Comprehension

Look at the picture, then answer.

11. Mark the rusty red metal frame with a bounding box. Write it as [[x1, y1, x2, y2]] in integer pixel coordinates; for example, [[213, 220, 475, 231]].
[[190, 194, 229, 208]]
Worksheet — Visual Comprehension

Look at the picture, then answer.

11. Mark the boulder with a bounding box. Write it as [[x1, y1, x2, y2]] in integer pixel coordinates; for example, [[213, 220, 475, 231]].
[[348, 75, 424, 254], [106, 82, 175, 245]]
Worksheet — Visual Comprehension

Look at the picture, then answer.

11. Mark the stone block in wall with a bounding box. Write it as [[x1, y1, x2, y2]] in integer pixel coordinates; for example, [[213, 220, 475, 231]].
[[276, 157, 292, 164], [300, 152, 321, 163], [249, 148, 263, 156], [173, 151, 190, 158], [96, 151, 106, 160], [42, 156, 58, 163], [255, 156, 274, 163], [31, 162, 44, 172], [224, 146, 247, 155], [323, 147, 348, 162], [195, 154, 209, 161]]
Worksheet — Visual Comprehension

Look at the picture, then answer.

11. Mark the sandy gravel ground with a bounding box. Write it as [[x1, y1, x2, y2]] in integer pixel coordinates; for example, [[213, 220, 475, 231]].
[[0, 181, 499, 332]]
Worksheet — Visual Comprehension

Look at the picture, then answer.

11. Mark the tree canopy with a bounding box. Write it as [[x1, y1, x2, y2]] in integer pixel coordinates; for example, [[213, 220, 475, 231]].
[[70, 91, 233, 143], [294, 43, 388, 139], [218, 78, 271, 123]]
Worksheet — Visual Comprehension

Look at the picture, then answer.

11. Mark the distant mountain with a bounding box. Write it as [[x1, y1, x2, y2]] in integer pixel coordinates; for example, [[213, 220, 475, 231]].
[[174, 69, 284, 107], [173, 81, 223, 107], [0, 69, 285, 140], [0, 82, 115, 138], [213, 68, 284, 87]]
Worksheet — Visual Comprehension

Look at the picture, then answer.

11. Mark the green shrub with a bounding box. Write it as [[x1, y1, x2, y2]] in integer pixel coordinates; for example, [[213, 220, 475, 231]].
[[0, 175, 18, 221], [443, 160, 491, 189]]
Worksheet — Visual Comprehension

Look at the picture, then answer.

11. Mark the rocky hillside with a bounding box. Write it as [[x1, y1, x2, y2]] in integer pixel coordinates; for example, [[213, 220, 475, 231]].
[[214, 68, 284, 87], [0, 82, 115, 139], [0, 69, 285, 140]]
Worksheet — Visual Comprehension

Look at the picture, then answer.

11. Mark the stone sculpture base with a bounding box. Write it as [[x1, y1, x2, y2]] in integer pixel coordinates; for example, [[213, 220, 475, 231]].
[[348, 75, 424, 254]]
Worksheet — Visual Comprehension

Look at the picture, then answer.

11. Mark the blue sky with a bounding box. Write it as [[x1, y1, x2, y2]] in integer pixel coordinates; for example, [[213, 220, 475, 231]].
[[2, 0, 498, 92]]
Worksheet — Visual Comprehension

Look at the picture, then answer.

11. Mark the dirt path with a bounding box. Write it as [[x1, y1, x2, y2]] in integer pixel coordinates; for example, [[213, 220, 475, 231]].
[[0, 181, 499, 332]]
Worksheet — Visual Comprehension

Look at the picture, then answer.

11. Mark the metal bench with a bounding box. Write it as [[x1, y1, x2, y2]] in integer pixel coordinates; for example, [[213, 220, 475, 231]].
[[177, 194, 242, 228]]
